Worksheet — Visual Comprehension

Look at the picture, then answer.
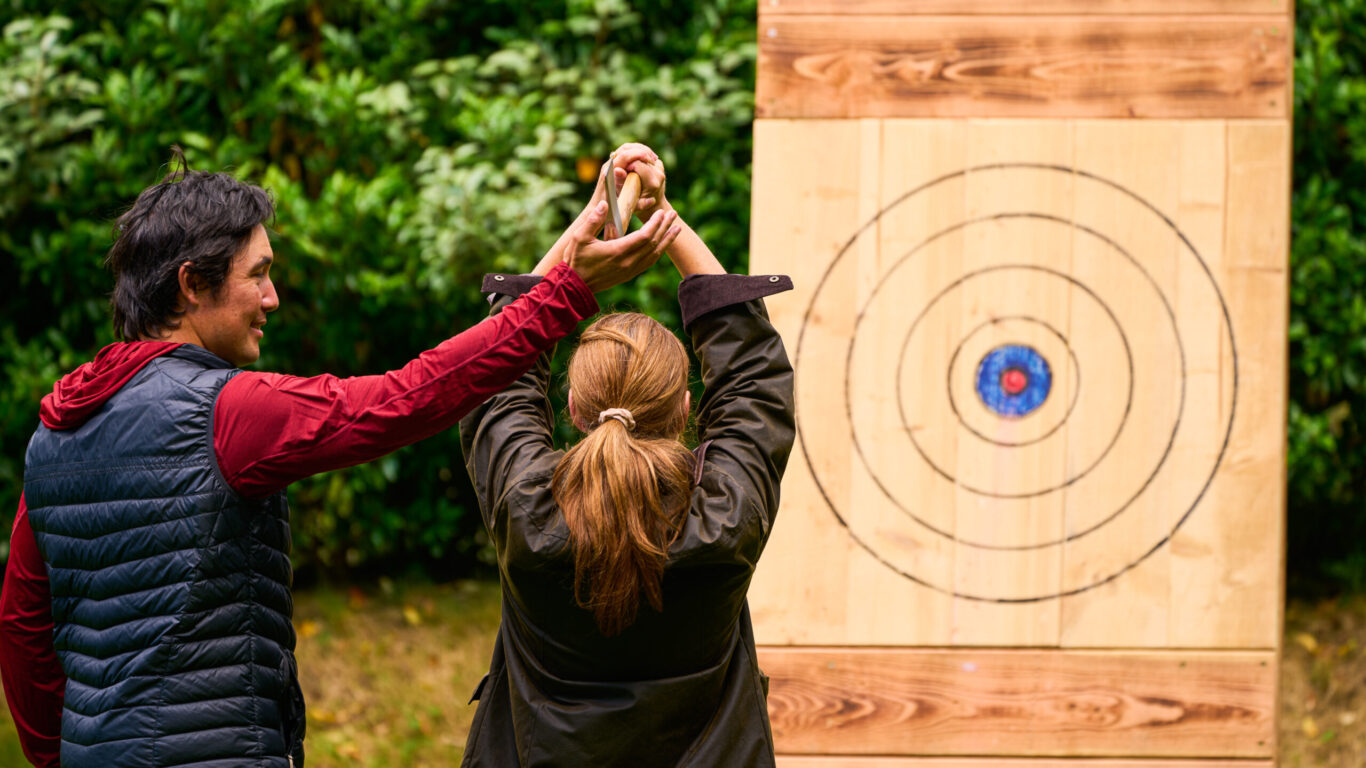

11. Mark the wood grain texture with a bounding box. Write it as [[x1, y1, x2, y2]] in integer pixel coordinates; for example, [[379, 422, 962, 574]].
[[786, 754, 1273, 759], [756, 17, 1290, 119], [759, 648, 1276, 757], [1210, 121, 1290, 756], [950, 123, 1073, 645], [846, 119, 960, 645], [760, 1, 1288, 15], [1057, 121, 1185, 648], [747, 119, 868, 644], [748, 119, 1278, 647]]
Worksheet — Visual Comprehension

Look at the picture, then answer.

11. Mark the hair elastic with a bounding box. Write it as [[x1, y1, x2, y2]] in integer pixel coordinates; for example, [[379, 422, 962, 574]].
[[597, 408, 636, 431]]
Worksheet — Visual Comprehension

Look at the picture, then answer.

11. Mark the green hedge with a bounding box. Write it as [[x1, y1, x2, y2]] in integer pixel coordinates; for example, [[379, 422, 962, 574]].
[[3, 0, 1364, 593], [1288, 0, 1366, 593], [0, 0, 756, 579]]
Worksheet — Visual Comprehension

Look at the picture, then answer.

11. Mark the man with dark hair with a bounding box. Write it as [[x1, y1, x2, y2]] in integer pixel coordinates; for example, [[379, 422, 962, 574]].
[[0, 146, 676, 768]]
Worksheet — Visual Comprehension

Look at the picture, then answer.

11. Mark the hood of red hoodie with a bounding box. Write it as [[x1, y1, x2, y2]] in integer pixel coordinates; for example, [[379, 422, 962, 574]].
[[39, 341, 183, 430]]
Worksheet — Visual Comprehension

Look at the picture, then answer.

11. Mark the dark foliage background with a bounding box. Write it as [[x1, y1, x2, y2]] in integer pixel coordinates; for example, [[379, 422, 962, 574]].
[[1, 0, 1361, 594], [0, 0, 756, 581], [1288, 0, 1366, 594]]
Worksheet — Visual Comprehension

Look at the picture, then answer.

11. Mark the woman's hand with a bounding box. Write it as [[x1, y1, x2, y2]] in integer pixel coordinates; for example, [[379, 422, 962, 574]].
[[606, 142, 666, 220], [629, 156, 667, 220], [593, 143, 658, 234]]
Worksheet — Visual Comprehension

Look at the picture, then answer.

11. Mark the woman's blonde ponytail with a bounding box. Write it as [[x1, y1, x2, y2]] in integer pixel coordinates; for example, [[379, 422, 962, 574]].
[[552, 313, 694, 636]]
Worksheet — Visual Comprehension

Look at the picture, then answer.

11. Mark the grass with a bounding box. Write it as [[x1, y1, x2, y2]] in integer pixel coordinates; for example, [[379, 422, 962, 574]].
[[292, 579, 502, 767], [1279, 594, 1366, 766], [0, 584, 1359, 766]]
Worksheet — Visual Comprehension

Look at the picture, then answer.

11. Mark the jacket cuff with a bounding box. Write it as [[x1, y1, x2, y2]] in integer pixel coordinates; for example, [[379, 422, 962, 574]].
[[482, 264, 596, 319], [482, 273, 544, 302], [679, 274, 793, 330]]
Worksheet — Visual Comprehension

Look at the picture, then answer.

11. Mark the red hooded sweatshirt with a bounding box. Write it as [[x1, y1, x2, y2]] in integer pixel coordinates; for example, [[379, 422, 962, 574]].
[[1, 263, 596, 766]]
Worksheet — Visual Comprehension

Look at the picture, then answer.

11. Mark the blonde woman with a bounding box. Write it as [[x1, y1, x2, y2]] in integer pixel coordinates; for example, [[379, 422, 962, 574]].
[[459, 144, 794, 767]]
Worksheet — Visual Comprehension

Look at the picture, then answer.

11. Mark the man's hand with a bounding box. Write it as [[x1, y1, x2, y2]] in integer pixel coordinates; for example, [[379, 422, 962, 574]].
[[564, 200, 680, 292], [531, 143, 667, 279]]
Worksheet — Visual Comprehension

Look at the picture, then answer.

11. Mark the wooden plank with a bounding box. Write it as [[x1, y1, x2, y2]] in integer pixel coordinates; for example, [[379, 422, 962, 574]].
[[760, 647, 1276, 757], [841, 119, 960, 645], [1223, 122, 1292, 271], [951, 122, 1073, 645], [747, 119, 871, 644], [756, 17, 1290, 120], [1165, 121, 1287, 648], [761, 1, 1288, 15], [1058, 121, 1185, 647], [1161, 120, 1236, 648], [775, 754, 1273, 759], [1216, 125, 1288, 759]]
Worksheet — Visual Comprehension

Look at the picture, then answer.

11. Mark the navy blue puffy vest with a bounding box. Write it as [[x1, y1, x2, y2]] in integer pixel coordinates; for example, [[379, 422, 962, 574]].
[[24, 345, 305, 767]]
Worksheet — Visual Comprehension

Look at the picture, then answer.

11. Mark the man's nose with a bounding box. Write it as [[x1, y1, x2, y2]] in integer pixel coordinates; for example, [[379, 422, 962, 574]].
[[262, 277, 280, 312]]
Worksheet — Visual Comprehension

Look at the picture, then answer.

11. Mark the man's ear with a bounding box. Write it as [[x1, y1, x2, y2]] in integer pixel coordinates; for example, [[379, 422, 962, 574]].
[[176, 262, 202, 309]]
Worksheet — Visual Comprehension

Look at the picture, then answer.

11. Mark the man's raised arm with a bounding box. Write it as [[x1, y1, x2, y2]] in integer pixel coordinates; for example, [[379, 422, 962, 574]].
[[215, 190, 680, 498]]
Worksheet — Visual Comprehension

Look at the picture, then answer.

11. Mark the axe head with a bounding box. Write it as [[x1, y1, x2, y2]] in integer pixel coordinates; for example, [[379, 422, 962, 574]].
[[604, 153, 626, 239]]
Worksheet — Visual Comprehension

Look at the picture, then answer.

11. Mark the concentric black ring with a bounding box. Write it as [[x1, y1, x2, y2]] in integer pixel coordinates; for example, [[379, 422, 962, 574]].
[[940, 315, 1084, 448], [852, 258, 1148, 546], [855, 240, 1159, 502], [792, 163, 1240, 602]]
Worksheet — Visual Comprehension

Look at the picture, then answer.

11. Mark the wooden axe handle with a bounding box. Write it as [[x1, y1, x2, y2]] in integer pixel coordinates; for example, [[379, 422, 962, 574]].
[[615, 172, 642, 235]]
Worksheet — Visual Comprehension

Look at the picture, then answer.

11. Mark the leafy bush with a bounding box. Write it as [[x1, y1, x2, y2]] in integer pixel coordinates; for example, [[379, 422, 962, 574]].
[[1288, 0, 1366, 594], [4, 0, 1364, 595], [0, 0, 756, 579]]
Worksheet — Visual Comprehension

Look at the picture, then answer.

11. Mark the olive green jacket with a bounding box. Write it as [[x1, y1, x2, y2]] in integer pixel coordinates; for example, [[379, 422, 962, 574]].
[[459, 273, 795, 767]]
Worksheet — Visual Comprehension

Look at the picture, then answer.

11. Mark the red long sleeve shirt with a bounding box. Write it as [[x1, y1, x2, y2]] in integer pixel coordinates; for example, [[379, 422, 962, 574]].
[[0, 263, 596, 766]]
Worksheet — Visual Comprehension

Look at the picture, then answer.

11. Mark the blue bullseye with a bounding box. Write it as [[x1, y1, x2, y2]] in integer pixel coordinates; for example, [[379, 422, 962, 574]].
[[976, 345, 1051, 418]]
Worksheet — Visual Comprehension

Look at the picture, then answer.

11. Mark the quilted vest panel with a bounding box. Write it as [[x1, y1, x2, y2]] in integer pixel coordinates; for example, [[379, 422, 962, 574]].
[[24, 345, 304, 768]]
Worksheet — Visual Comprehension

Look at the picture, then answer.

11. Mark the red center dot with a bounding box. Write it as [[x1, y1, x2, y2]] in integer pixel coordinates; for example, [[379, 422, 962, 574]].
[[1000, 368, 1028, 395]]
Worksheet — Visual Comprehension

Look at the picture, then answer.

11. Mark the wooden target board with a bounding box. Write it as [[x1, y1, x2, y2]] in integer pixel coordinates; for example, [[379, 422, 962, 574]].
[[747, 2, 1290, 765]]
